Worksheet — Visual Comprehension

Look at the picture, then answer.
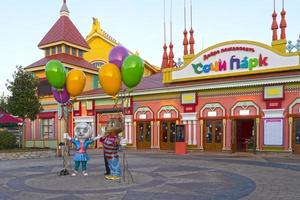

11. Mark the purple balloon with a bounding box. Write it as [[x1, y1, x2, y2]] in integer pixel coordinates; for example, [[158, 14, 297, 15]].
[[109, 45, 129, 68], [51, 86, 70, 104]]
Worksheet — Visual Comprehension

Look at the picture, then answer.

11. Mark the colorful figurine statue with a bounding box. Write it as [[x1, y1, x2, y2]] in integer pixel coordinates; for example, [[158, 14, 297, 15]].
[[64, 122, 96, 176], [98, 118, 123, 181]]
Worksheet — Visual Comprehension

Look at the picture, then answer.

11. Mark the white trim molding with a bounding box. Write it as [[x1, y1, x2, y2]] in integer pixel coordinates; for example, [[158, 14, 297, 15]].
[[262, 109, 285, 118], [181, 112, 197, 121]]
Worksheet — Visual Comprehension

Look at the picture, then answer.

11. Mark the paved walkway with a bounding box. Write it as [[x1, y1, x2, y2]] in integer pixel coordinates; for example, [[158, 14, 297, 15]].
[[1, 150, 300, 200]]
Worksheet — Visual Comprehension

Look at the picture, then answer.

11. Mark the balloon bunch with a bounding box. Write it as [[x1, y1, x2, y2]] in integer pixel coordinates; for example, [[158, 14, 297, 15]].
[[45, 60, 86, 104], [98, 46, 144, 99]]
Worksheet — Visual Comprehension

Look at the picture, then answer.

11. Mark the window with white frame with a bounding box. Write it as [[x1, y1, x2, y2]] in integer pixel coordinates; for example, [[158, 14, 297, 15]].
[[40, 119, 54, 140]]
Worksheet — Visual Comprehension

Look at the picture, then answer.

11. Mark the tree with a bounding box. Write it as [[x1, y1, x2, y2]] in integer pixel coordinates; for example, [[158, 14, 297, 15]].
[[6, 66, 42, 147], [6, 66, 42, 120], [0, 93, 8, 112]]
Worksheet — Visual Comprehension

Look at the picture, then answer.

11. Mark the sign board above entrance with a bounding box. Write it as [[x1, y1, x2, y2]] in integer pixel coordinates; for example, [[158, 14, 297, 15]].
[[172, 41, 299, 82]]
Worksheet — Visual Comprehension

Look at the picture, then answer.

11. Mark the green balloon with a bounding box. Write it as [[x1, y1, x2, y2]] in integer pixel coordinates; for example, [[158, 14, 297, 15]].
[[45, 60, 66, 89], [121, 55, 144, 89]]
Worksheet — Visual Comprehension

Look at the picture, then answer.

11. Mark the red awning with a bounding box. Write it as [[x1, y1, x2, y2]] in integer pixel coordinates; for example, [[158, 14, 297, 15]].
[[38, 112, 55, 119], [0, 112, 23, 124]]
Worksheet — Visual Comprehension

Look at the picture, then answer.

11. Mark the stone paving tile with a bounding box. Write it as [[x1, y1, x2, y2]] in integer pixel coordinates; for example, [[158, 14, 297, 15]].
[[1, 152, 300, 199], [11, 192, 62, 200], [80, 192, 127, 200]]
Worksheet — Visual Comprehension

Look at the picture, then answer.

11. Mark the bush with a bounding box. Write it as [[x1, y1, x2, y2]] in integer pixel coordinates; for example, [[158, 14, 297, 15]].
[[0, 131, 17, 149]]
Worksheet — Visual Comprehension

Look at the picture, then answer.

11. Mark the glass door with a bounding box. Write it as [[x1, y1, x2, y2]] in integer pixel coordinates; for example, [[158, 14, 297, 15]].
[[160, 121, 176, 150], [137, 122, 151, 149], [293, 118, 300, 154], [204, 120, 223, 151]]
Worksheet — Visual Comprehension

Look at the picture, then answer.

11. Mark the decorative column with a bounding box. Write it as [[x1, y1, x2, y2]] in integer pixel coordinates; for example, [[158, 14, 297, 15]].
[[226, 119, 232, 151], [256, 118, 260, 151], [124, 122, 128, 141], [288, 117, 293, 151], [129, 122, 133, 145], [32, 121, 36, 148], [157, 121, 160, 148], [222, 119, 226, 151], [132, 121, 136, 147], [188, 121, 192, 145], [182, 120, 187, 143], [199, 119, 204, 150], [91, 121, 95, 138], [42, 118, 45, 148], [125, 115, 132, 145], [192, 120, 197, 145], [151, 121, 154, 148]]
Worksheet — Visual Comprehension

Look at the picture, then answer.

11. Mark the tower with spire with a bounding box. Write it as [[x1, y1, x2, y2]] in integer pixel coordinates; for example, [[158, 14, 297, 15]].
[[183, 0, 189, 56], [161, 0, 169, 69], [25, 0, 98, 92], [168, 0, 175, 68], [188, 0, 195, 55], [183, 0, 195, 65], [37, 0, 90, 55], [24, 0, 99, 144], [271, 0, 287, 53], [271, 0, 278, 41]]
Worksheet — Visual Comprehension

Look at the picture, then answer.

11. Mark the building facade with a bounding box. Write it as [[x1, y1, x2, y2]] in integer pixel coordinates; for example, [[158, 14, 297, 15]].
[[24, 1, 300, 154], [23, 1, 158, 149]]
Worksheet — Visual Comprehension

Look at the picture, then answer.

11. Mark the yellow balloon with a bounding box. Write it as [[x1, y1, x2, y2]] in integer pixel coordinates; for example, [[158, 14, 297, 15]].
[[66, 69, 86, 97], [99, 63, 121, 98]]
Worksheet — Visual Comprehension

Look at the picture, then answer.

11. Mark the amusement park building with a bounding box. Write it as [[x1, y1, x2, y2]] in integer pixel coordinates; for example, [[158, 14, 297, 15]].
[[24, 1, 300, 154]]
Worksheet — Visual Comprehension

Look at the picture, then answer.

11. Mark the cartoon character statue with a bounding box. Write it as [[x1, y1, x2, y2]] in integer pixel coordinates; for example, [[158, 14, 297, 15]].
[[64, 122, 96, 176], [98, 118, 123, 181]]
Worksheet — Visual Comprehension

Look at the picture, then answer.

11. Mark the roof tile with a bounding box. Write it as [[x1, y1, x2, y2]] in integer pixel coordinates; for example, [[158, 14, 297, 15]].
[[25, 53, 97, 71], [38, 16, 89, 49], [80, 73, 164, 96]]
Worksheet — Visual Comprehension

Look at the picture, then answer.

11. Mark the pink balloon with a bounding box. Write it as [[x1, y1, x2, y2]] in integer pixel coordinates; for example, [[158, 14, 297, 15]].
[[109, 45, 129, 68], [51, 86, 70, 104]]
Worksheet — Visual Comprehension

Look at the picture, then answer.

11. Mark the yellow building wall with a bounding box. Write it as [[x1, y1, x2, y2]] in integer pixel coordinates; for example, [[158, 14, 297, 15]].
[[84, 37, 113, 63], [84, 72, 95, 91], [33, 68, 96, 92], [143, 68, 153, 77], [84, 18, 158, 78], [40, 97, 55, 103], [42, 104, 57, 111], [34, 70, 46, 78]]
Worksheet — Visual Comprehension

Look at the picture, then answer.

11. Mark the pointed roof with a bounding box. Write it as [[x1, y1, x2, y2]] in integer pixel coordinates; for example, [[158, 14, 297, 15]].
[[25, 53, 97, 72], [38, 15, 90, 50]]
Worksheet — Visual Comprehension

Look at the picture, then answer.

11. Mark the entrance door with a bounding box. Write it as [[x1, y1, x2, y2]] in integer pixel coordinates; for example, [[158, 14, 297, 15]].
[[236, 119, 255, 152], [203, 120, 223, 151], [293, 118, 300, 154], [160, 121, 176, 150], [136, 122, 151, 149]]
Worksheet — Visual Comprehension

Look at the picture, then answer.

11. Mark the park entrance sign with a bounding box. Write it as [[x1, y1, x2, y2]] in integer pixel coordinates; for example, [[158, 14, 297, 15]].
[[171, 40, 299, 82]]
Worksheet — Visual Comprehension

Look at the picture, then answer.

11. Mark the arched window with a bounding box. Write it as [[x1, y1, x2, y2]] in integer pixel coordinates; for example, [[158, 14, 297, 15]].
[[92, 60, 106, 68]]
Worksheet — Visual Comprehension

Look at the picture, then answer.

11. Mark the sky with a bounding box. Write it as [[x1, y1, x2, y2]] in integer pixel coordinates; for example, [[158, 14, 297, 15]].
[[0, 0, 299, 95]]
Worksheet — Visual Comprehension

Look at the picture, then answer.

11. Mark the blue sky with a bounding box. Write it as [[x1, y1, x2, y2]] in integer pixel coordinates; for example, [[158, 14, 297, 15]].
[[0, 0, 299, 95]]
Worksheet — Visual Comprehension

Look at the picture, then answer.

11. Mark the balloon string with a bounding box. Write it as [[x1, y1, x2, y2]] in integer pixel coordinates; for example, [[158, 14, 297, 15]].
[[121, 88, 134, 184], [113, 97, 119, 113], [59, 91, 64, 119]]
